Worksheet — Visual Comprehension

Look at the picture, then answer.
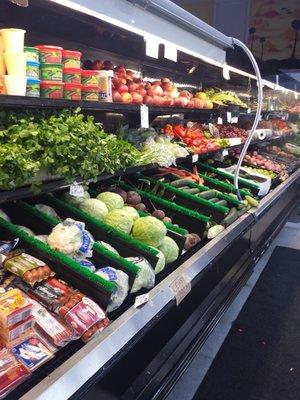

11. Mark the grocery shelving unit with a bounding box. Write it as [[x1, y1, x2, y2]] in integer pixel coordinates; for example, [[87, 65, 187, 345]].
[[0, 1, 299, 400]]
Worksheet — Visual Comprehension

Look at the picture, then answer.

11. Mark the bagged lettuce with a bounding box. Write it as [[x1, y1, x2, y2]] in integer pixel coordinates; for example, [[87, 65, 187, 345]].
[[126, 256, 155, 293]]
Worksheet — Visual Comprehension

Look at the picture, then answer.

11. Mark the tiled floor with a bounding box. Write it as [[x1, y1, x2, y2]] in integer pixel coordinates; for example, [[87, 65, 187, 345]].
[[167, 207, 300, 400]]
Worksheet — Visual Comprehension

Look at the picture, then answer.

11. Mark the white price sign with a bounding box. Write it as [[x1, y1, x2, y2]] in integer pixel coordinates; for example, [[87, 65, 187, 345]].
[[222, 149, 229, 156], [217, 117, 223, 125], [134, 293, 150, 308], [231, 116, 238, 124], [69, 183, 84, 197], [140, 104, 149, 128], [192, 154, 199, 163], [227, 111, 232, 123], [170, 274, 191, 306]]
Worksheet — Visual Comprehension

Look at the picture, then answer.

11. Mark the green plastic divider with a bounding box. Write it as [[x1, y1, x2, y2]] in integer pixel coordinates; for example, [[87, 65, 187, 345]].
[[196, 172, 252, 196]]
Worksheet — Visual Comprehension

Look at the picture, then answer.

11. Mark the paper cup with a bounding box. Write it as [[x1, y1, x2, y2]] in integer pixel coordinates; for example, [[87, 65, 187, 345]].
[[4, 74, 26, 95], [4, 52, 26, 75], [0, 54, 5, 75], [0, 28, 26, 53]]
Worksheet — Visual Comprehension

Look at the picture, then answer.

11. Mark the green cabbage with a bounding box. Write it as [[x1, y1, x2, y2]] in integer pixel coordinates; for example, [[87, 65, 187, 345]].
[[63, 190, 90, 206], [132, 216, 166, 247], [122, 206, 140, 222], [126, 256, 155, 293], [105, 209, 133, 234], [97, 192, 124, 212], [79, 198, 108, 220], [151, 247, 166, 274], [158, 236, 179, 264]]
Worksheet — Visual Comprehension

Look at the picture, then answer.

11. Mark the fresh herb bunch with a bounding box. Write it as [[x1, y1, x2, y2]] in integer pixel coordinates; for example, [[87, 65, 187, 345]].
[[0, 109, 142, 190]]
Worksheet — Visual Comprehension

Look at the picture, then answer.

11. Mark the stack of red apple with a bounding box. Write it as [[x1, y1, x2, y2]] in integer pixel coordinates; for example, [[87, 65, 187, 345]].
[[111, 66, 214, 109]]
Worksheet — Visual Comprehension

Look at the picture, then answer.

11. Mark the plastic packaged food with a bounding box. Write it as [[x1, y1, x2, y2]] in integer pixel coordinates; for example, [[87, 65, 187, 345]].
[[47, 218, 94, 259], [81, 70, 99, 86], [24, 46, 39, 62], [58, 292, 109, 342], [31, 300, 74, 347], [3, 251, 54, 286], [63, 67, 81, 83], [126, 257, 155, 293], [98, 70, 113, 102], [26, 78, 40, 97], [40, 63, 63, 81], [64, 83, 81, 100], [98, 241, 119, 255], [0, 348, 31, 399], [0, 238, 19, 255], [12, 335, 54, 371], [26, 61, 40, 79], [0, 316, 34, 344], [78, 259, 96, 272], [4, 52, 26, 75], [82, 85, 99, 101], [35, 45, 63, 64], [40, 80, 64, 98], [96, 267, 129, 312], [0, 289, 32, 328], [0, 28, 26, 53], [62, 50, 81, 69]]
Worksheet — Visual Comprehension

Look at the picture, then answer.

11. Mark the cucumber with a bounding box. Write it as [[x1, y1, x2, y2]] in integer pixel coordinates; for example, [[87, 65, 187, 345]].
[[237, 207, 247, 217], [179, 186, 191, 190], [216, 199, 228, 207], [182, 188, 200, 194], [221, 207, 238, 227], [198, 190, 216, 199], [207, 225, 225, 239], [209, 198, 219, 203], [171, 178, 193, 188]]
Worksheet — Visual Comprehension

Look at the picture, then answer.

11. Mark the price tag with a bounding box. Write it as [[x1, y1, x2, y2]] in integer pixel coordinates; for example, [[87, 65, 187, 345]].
[[217, 117, 223, 125], [69, 183, 84, 197], [164, 43, 177, 62], [227, 111, 232, 123], [140, 104, 149, 128], [222, 64, 230, 80], [231, 116, 238, 124], [247, 108, 251, 114], [192, 154, 199, 163], [222, 149, 229, 156], [170, 274, 191, 306], [134, 293, 149, 308]]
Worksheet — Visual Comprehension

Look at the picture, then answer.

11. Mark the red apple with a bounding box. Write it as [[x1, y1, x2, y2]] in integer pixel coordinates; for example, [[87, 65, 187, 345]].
[[193, 98, 204, 109], [148, 85, 163, 97], [117, 84, 129, 93], [113, 91, 122, 102], [126, 70, 134, 77], [137, 88, 147, 97], [162, 82, 173, 92], [161, 77, 171, 83], [114, 65, 126, 75], [92, 60, 103, 70], [162, 96, 173, 107], [145, 82, 152, 90], [133, 77, 143, 84], [187, 99, 195, 108], [152, 95, 163, 106], [179, 90, 193, 99], [128, 82, 139, 93], [131, 92, 143, 104], [121, 92, 133, 103], [152, 80, 162, 86], [143, 95, 154, 106]]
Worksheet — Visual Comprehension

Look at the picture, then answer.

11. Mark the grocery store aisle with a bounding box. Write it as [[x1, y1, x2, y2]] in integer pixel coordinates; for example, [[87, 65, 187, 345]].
[[168, 208, 300, 400]]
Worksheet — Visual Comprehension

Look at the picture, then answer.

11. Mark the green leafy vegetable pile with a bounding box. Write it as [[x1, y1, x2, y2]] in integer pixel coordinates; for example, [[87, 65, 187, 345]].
[[0, 109, 142, 190]]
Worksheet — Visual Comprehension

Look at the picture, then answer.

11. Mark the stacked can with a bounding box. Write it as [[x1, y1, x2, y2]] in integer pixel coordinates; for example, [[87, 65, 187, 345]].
[[62, 50, 82, 100], [24, 46, 40, 97], [35, 45, 64, 99], [81, 70, 99, 101]]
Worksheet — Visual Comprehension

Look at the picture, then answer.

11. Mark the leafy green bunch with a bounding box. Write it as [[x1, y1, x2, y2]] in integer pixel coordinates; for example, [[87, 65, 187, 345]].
[[0, 109, 142, 190]]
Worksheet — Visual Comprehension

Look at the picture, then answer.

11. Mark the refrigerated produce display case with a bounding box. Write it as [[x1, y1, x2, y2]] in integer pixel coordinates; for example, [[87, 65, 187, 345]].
[[0, 1, 299, 399]]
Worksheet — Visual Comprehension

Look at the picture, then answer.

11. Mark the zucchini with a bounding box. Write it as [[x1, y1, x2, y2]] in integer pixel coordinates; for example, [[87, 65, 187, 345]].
[[198, 190, 216, 199], [171, 178, 193, 188], [207, 225, 225, 239], [182, 188, 200, 194], [245, 195, 259, 208], [216, 199, 228, 207], [221, 207, 238, 227], [209, 197, 219, 203]]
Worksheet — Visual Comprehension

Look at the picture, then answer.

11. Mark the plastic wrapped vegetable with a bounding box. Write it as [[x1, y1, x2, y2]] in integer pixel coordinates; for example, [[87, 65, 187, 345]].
[[17, 226, 35, 236], [47, 218, 94, 259], [104, 209, 134, 234], [35, 204, 60, 219], [98, 242, 119, 255], [152, 248, 166, 274], [78, 259, 96, 272], [96, 267, 129, 312], [132, 216, 167, 247], [126, 257, 155, 293]]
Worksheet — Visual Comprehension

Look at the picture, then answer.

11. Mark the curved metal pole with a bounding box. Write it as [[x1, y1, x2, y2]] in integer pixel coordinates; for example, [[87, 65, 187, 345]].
[[231, 38, 263, 200]]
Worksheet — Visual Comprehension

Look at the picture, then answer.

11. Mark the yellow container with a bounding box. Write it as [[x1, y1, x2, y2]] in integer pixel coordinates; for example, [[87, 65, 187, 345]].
[[0, 28, 25, 53], [4, 52, 26, 75], [4, 74, 26, 96], [0, 34, 4, 53], [0, 54, 5, 75]]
